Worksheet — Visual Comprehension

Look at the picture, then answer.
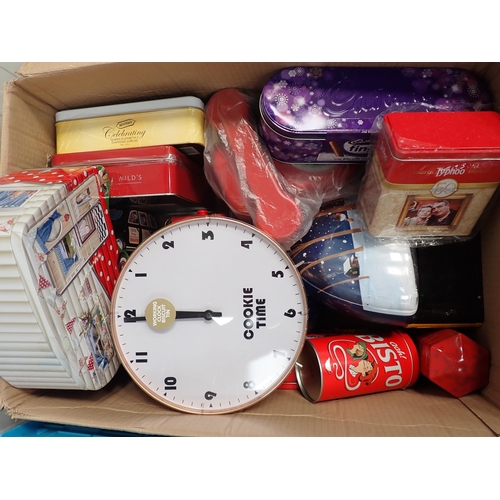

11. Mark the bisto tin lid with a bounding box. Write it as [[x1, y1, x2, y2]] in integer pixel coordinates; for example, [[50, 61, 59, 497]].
[[295, 340, 323, 403]]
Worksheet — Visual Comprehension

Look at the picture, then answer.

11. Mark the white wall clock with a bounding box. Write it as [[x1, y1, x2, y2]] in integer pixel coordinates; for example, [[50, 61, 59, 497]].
[[111, 216, 308, 414]]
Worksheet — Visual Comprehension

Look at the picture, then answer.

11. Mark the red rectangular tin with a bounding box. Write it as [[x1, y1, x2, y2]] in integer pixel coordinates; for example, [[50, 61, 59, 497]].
[[52, 145, 215, 209], [359, 111, 500, 238]]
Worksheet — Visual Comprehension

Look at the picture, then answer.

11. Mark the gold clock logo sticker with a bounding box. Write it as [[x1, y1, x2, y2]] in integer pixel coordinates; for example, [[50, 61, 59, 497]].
[[145, 298, 176, 330]]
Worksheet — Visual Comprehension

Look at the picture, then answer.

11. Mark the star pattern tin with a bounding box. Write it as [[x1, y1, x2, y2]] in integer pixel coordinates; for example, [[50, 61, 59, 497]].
[[290, 198, 418, 326]]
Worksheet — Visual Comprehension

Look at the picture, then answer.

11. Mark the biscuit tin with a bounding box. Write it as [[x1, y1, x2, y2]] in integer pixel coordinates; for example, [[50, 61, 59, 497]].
[[358, 111, 500, 239], [55, 96, 205, 161], [295, 331, 419, 402], [290, 198, 419, 327], [52, 145, 215, 209], [259, 66, 492, 164], [0, 167, 121, 389]]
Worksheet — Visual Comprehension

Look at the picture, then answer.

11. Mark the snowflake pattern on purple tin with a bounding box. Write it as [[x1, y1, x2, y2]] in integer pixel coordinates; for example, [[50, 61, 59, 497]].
[[259, 66, 493, 163]]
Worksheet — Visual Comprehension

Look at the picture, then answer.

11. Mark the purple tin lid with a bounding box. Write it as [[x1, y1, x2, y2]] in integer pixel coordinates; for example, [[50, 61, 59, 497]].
[[260, 66, 493, 138]]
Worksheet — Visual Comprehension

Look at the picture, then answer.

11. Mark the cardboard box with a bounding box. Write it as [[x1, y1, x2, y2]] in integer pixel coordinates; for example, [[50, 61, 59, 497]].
[[1, 62, 500, 437]]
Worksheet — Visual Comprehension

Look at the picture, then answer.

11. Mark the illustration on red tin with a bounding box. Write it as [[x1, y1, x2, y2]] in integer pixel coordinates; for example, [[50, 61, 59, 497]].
[[325, 339, 379, 390]]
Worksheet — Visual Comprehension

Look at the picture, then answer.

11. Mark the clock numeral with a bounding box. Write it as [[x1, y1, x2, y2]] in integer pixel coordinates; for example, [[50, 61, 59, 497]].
[[135, 352, 148, 363], [164, 376, 177, 391], [243, 380, 256, 389], [284, 308, 297, 318], [205, 391, 217, 400], [162, 240, 174, 249], [124, 309, 137, 319], [202, 230, 214, 240], [272, 270, 284, 278], [241, 240, 253, 249]]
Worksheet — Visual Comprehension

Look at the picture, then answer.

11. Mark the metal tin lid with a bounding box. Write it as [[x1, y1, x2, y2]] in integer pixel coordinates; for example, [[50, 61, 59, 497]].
[[383, 111, 500, 160], [295, 340, 323, 403], [260, 66, 493, 138], [55, 96, 205, 122]]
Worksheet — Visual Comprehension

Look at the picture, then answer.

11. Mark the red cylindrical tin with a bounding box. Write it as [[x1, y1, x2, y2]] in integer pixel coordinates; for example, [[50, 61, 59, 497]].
[[295, 331, 419, 402], [279, 333, 331, 390]]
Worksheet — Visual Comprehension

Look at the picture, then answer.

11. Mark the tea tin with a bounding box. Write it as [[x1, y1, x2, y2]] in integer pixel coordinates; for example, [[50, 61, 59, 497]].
[[358, 111, 500, 238], [259, 66, 492, 164], [295, 331, 419, 402]]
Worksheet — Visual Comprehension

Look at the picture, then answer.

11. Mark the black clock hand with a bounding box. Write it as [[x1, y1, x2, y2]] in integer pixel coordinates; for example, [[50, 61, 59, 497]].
[[176, 310, 223, 320], [124, 310, 222, 323]]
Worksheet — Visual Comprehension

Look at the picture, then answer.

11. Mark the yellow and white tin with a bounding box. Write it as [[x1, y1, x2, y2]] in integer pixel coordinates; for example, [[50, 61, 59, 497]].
[[55, 96, 206, 160]]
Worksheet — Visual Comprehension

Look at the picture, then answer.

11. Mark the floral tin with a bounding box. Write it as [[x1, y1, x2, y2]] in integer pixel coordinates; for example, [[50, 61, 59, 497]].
[[259, 66, 492, 164]]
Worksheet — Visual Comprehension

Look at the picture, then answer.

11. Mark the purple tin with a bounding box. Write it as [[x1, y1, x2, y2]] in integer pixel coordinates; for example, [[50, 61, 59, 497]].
[[259, 66, 492, 164]]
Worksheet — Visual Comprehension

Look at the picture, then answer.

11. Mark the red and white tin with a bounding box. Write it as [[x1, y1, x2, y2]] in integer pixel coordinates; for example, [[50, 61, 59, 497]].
[[295, 331, 419, 402], [359, 111, 500, 239], [52, 145, 215, 209]]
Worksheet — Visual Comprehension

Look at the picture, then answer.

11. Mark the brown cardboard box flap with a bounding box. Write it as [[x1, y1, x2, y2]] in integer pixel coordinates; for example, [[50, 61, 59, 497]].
[[0, 80, 56, 175], [461, 393, 500, 435], [0, 370, 495, 437], [18, 62, 104, 76]]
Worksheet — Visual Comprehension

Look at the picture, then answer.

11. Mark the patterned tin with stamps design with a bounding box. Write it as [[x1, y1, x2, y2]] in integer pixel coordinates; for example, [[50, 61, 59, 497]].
[[259, 66, 492, 164], [295, 331, 419, 402]]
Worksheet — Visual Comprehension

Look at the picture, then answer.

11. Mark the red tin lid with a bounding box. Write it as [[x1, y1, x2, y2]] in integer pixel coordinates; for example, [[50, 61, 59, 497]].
[[384, 111, 500, 160], [52, 145, 200, 168]]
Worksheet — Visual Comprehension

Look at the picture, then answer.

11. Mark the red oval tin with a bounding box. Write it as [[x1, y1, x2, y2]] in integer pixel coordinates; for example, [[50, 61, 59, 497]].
[[295, 331, 419, 402]]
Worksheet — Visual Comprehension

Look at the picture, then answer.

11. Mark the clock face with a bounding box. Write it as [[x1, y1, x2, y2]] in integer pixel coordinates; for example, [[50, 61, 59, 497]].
[[111, 216, 308, 414]]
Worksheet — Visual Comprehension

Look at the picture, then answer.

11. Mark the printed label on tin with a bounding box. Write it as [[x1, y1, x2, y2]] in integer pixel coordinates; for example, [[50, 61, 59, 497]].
[[316, 333, 418, 400], [377, 132, 500, 185], [397, 194, 471, 229], [101, 118, 147, 148]]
